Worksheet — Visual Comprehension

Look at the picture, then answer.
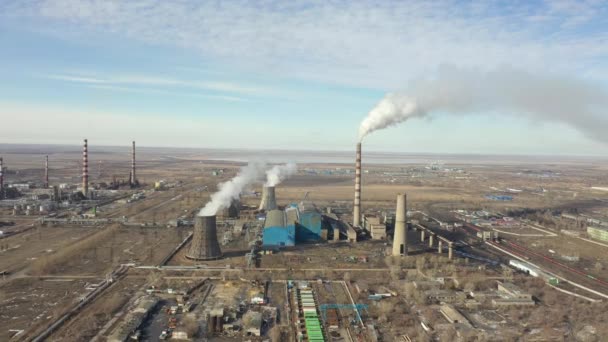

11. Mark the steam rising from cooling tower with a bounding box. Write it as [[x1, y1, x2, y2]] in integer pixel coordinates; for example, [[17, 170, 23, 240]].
[[200, 162, 267, 216], [200, 162, 297, 215], [358, 66, 608, 142], [265, 163, 297, 187]]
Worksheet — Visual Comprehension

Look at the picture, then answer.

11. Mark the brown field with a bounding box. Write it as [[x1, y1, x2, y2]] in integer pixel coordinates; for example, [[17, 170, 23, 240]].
[[0, 227, 97, 274], [0, 277, 101, 341]]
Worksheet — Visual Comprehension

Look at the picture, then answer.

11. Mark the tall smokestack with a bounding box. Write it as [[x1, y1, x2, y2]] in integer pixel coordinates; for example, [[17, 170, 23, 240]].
[[186, 215, 222, 260], [82, 139, 89, 198], [0, 157, 4, 199], [259, 186, 277, 211], [44, 155, 49, 188], [130, 141, 136, 187], [353, 142, 362, 227], [392, 193, 408, 256]]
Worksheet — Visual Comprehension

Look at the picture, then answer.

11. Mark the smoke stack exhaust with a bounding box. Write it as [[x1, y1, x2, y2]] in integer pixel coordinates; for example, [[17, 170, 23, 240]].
[[353, 142, 362, 227], [259, 186, 277, 211], [392, 193, 408, 256], [82, 139, 89, 198], [130, 141, 137, 187], [44, 155, 49, 188], [0, 157, 4, 199], [187, 215, 223, 260]]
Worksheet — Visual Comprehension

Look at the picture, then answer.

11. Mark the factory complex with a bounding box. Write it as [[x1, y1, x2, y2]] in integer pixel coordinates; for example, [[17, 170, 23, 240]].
[[2, 139, 608, 342]]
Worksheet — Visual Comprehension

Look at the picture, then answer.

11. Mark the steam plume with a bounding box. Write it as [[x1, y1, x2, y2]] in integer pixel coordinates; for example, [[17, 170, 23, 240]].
[[358, 66, 608, 142], [200, 161, 267, 216], [265, 163, 297, 186]]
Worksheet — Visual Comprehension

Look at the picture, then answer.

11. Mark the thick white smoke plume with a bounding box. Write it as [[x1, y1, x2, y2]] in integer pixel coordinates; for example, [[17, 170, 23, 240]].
[[265, 163, 297, 187], [358, 66, 608, 142], [200, 161, 267, 216], [199, 162, 297, 216]]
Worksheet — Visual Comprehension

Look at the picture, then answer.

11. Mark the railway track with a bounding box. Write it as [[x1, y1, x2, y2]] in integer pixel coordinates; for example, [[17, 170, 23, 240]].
[[461, 222, 608, 291], [492, 240, 608, 290]]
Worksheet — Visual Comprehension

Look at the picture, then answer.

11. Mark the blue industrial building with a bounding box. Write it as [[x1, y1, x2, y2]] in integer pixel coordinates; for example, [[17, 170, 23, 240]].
[[262, 204, 324, 248], [296, 211, 322, 242], [262, 209, 296, 247]]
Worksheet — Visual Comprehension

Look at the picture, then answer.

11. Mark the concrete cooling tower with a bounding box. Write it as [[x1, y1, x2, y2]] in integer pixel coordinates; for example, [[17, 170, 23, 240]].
[[186, 215, 222, 260], [259, 186, 277, 211]]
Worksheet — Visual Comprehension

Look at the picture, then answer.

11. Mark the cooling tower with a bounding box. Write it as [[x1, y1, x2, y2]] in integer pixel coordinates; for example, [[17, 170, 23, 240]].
[[186, 215, 222, 260], [259, 186, 277, 211], [392, 193, 408, 256], [82, 139, 89, 197], [353, 142, 362, 226]]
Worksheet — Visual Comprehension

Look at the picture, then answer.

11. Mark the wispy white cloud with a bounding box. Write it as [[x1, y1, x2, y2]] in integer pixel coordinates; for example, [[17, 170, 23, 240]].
[[87, 84, 247, 102], [40, 72, 268, 98], [3, 0, 607, 88], [46, 74, 109, 84]]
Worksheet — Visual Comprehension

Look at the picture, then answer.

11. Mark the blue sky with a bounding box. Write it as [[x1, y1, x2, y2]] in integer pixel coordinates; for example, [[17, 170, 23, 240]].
[[0, 0, 607, 155]]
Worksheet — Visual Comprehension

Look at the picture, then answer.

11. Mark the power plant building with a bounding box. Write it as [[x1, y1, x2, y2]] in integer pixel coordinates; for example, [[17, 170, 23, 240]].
[[296, 211, 323, 241], [262, 209, 296, 247], [362, 214, 387, 240], [262, 204, 325, 248]]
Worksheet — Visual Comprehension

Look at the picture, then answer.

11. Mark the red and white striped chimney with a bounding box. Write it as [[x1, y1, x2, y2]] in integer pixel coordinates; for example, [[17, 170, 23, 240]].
[[131, 141, 136, 186], [44, 155, 49, 188], [83, 139, 89, 197]]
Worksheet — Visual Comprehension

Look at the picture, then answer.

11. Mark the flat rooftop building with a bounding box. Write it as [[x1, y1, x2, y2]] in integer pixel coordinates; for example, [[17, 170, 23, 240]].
[[440, 304, 472, 327]]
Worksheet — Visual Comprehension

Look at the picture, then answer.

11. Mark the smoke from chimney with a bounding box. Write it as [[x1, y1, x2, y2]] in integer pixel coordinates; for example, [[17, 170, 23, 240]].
[[358, 66, 608, 142], [264, 163, 297, 187]]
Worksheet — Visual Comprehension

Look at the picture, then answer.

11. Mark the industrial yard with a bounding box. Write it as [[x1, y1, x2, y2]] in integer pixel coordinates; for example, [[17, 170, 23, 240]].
[[2, 143, 608, 342]]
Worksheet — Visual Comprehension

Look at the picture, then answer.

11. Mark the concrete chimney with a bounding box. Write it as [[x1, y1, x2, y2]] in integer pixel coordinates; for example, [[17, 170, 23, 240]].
[[259, 186, 277, 211], [44, 155, 49, 188], [82, 139, 89, 197], [187, 215, 223, 260], [392, 193, 408, 256], [0, 157, 4, 199], [130, 141, 136, 187], [353, 142, 362, 227]]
